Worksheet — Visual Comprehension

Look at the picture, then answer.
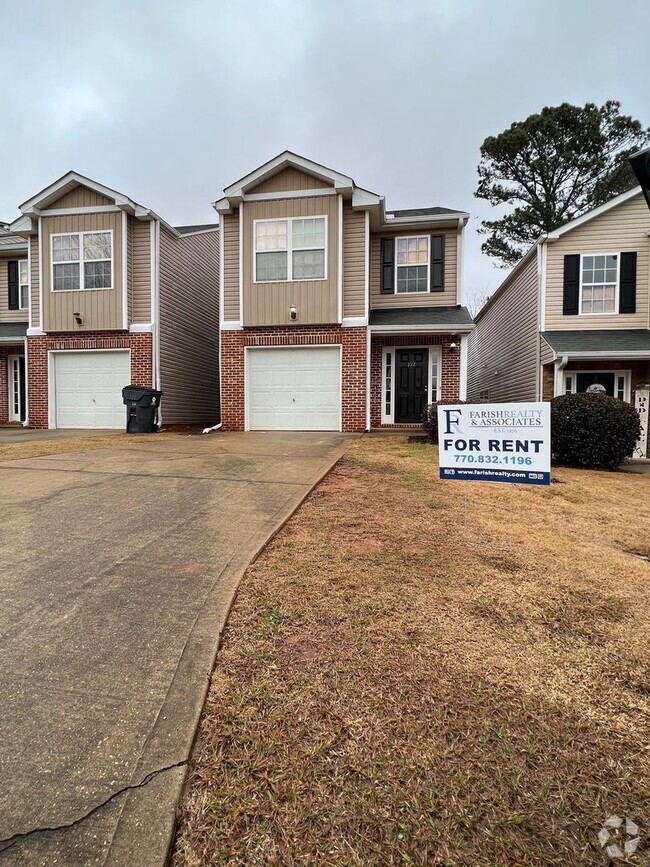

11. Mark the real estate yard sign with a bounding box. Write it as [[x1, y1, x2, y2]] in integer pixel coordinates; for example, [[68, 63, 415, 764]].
[[438, 402, 551, 485]]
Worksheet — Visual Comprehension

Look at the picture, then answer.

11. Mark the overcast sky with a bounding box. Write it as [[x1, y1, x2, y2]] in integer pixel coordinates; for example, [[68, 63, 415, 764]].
[[1, 0, 649, 308]]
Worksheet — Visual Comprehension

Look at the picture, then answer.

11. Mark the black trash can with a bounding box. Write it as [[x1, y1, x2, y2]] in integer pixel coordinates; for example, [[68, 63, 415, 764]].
[[122, 385, 163, 433]]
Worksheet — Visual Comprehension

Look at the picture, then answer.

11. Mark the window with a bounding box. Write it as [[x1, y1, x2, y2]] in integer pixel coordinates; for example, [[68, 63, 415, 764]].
[[52, 231, 112, 291], [255, 217, 326, 282], [18, 260, 28, 309], [580, 254, 617, 314], [396, 236, 429, 293], [384, 351, 392, 417]]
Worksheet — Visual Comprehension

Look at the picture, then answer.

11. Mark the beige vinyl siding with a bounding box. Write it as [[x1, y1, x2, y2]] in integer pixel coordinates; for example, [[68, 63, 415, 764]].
[[47, 186, 114, 209], [370, 229, 457, 308], [248, 167, 332, 194], [243, 195, 339, 326], [41, 212, 123, 332], [0, 255, 29, 323], [158, 225, 219, 425], [467, 254, 540, 402], [343, 203, 366, 319], [127, 217, 133, 324], [223, 211, 240, 322], [131, 220, 151, 323], [540, 336, 554, 366], [545, 193, 649, 330], [30, 236, 39, 328]]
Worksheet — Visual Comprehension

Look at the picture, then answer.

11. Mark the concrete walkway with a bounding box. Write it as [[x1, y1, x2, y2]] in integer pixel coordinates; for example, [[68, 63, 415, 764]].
[[0, 427, 120, 444], [0, 432, 353, 865]]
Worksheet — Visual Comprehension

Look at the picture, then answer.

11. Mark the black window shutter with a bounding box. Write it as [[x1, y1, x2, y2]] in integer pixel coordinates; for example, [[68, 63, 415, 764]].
[[431, 234, 444, 291], [380, 238, 394, 293], [7, 260, 19, 310], [562, 255, 580, 315], [619, 252, 637, 314]]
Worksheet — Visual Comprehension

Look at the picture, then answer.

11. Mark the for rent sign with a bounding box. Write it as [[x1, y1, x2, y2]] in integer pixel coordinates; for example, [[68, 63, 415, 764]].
[[437, 402, 551, 485]]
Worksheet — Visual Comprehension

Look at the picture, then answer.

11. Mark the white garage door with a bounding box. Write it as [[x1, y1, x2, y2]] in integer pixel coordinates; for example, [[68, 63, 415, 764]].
[[53, 351, 130, 429], [247, 346, 341, 431]]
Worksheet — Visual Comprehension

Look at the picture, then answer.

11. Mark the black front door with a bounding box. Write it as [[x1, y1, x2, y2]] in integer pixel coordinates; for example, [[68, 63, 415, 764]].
[[395, 348, 428, 423], [576, 372, 615, 396]]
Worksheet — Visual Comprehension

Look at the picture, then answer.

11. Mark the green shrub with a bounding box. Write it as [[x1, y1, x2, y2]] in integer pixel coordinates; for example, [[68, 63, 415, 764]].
[[550, 393, 641, 470], [422, 400, 477, 443]]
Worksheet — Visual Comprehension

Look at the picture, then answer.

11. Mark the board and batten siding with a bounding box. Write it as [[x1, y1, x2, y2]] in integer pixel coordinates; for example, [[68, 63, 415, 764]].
[[545, 192, 650, 330], [222, 211, 240, 322], [131, 219, 151, 323], [243, 195, 339, 326], [342, 203, 366, 319], [158, 225, 220, 425], [47, 186, 114, 209], [41, 212, 123, 332], [0, 255, 29, 323], [370, 229, 457, 308], [467, 253, 540, 402], [248, 167, 332, 194]]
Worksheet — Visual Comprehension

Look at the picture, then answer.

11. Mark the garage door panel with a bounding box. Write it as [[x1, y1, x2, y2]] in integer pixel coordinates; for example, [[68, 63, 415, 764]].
[[54, 352, 130, 429], [248, 347, 341, 431]]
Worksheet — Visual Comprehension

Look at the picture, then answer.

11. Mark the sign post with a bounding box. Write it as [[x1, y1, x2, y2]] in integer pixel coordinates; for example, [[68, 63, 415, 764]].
[[437, 402, 551, 486]]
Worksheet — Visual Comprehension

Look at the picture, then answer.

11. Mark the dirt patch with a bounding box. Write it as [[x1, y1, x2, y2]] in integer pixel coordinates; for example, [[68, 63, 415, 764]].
[[0, 431, 183, 463], [172, 436, 650, 867]]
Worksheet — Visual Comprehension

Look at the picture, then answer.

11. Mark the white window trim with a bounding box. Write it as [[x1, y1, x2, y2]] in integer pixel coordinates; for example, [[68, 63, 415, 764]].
[[564, 369, 631, 402], [381, 345, 442, 424], [394, 235, 430, 295], [18, 260, 29, 310], [50, 229, 114, 293], [253, 215, 328, 284], [7, 353, 24, 422], [578, 252, 619, 316]]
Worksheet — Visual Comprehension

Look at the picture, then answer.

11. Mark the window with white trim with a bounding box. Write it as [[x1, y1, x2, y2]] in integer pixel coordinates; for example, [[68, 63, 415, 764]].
[[430, 349, 440, 401], [52, 231, 113, 291], [580, 254, 617, 314], [255, 217, 326, 282], [396, 236, 429, 293], [18, 260, 29, 309], [384, 351, 392, 417]]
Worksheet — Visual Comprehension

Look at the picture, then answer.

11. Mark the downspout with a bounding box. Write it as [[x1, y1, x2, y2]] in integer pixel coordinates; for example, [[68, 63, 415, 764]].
[[22, 336, 29, 426], [203, 217, 224, 434], [152, 220, 163, 425], [554, 355, 568, 397], [365, 327, 371, 431]]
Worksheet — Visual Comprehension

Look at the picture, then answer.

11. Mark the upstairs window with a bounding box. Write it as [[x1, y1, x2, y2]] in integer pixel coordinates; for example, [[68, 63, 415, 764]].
[[580, 254, 617, 314], [396, 236, 429, 292], [19, 260, 29, 309], [52, 231, 113, 291], [255, 217, 326, 282]]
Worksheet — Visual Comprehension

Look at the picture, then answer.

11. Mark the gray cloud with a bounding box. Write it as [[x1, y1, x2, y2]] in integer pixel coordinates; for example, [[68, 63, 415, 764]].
[[1, 0, 648, 304]]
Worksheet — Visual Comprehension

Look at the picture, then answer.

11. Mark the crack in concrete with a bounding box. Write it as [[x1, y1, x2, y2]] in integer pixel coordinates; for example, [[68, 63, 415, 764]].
[[0, 759, 187, 857]]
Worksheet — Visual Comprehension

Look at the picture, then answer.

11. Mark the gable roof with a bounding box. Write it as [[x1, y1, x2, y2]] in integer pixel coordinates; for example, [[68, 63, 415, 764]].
[[222, 150, 358, 199], [474, 186, 646, 323]]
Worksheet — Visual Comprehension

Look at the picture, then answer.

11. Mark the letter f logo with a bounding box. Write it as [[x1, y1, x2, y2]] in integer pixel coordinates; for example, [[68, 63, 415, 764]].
[[443, 408, 462, 435]]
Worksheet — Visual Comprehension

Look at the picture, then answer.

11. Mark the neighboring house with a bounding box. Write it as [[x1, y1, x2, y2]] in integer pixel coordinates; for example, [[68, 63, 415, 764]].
[[213, 151, 473, 432], [467, 187, 650, 455], [3, 172, 219, 429]]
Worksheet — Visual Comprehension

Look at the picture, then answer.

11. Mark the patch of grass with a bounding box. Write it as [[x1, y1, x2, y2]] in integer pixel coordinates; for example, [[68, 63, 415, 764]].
[[0, 431, 183, 463], [172, 436, 650, 867]]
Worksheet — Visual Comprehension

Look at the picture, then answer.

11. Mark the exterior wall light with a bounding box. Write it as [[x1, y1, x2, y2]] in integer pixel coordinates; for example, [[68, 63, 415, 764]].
[[289, 306, 297, 321]]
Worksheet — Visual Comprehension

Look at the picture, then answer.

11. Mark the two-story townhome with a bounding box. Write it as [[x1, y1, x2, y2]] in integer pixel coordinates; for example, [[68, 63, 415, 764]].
[[3, 172, 219, 429], [467, 187, 650, 456], [214, 152, 473, 432]]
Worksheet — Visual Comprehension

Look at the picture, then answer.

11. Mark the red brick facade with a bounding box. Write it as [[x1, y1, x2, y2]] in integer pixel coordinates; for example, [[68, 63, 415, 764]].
[[221, 326, 463, 432], [26, 331, 153, 429], [221, 326, 367, 432], [370, 334, 461, 428]]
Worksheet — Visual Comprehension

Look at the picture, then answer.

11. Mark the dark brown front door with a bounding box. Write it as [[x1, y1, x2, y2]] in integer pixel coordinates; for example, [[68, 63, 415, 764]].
[[395, 348, 428, 423]]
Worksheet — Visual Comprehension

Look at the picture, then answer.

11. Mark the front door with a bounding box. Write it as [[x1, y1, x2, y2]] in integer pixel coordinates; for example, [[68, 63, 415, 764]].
[[8, 355, 26, 423], [576, 372, 616, 396], [395, 348, 428, 423]]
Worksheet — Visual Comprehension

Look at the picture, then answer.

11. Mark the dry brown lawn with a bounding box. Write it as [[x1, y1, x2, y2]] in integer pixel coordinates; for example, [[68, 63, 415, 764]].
[[0, 431, 183, 463], [172, 435, 650, 867]]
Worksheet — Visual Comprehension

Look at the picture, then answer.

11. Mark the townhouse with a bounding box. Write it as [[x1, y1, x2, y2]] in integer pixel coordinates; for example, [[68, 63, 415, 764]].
[[2, 172, 219, 429], [214, 151, 473, 432]]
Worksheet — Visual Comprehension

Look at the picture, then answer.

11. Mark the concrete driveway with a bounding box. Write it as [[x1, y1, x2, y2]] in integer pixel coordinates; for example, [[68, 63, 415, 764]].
[[0, 427, 120, 444], [0, 432, 353, 866]]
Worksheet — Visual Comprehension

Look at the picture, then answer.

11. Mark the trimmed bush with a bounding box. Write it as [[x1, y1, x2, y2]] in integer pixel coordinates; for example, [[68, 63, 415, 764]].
[[551, 392, 641, 470], [422, 400, 477, 443]]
